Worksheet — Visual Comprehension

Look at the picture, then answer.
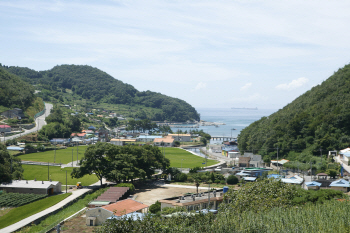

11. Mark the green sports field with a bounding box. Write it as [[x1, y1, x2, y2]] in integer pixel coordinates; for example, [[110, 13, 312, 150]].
[[161, 147, 218, 168], [22, 164, 99, 186], [18, 145, 88, 164]]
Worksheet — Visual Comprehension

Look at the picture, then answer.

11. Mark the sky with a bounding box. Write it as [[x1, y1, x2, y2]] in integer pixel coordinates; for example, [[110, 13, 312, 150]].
[[1, 0, 350, 110]]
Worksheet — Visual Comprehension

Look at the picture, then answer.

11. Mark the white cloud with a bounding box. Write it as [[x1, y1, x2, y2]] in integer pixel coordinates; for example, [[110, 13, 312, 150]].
[[240, 82, 252, 91], [276, 77, 309, 91], [193, 82, 207, 91]]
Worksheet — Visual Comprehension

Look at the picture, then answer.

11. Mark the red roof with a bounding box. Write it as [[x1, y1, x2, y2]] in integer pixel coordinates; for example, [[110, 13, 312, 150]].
[[71, 133, 86, 137], [0, 125, 11, 128], [101, 199, 148, 216]]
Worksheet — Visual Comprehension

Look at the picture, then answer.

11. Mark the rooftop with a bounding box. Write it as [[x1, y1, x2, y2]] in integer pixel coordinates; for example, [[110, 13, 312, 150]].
[[0, 180, 60, 189], [160, 189, 225, 206], [102, 199, 148, 216]]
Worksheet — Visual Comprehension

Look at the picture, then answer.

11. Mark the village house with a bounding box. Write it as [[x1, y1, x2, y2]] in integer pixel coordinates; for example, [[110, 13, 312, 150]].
[[168, 133, 191, 142], [136, 135, 162, 143], [0, 124, 11, 133], [110, 138, 137, 146], [85, 199, 148, 226], [153, 136, 174, 147]]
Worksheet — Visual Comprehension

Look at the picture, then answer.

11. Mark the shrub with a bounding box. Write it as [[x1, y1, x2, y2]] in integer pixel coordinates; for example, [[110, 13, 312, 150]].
[[178, 173, 188, 182], [189, 166, 202, 173], [226, 175, 238, 185], [220, 180, 226, 184], [149, 201, 161, 214], [115, 183, 135, 193], [214, 179, 220, 183]]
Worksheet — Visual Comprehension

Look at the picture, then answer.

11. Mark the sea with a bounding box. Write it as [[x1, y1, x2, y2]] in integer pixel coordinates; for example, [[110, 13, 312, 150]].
[[170, 108, 277, 144]]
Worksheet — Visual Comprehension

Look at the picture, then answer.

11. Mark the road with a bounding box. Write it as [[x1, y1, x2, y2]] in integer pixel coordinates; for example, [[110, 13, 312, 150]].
[[1, 178, 107, 233], [1, 103, 53, 142]]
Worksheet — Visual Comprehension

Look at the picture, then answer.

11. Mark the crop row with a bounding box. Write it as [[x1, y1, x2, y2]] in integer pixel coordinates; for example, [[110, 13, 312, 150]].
[[0, 193, 48, 207]]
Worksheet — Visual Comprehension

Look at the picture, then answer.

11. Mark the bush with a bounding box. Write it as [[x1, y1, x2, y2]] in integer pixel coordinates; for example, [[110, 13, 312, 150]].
[[220, 180, 226, 184], [115, 183, 135, 193], [189, 166, 202, 173], [214, 179, 220, 183], [149, 201, 161, 214], [178, 173, 188, 182], [226, 175, 238, 185]]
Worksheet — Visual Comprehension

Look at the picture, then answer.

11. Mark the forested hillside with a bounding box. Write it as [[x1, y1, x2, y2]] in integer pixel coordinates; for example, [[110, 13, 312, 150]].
[[3, 64, 200, 122], [0, 67, 35, 110], [238, 64, 350, 161]]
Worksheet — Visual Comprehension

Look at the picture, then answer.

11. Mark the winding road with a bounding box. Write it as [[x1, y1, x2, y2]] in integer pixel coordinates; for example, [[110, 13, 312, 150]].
[[1, 103, 53, 143]]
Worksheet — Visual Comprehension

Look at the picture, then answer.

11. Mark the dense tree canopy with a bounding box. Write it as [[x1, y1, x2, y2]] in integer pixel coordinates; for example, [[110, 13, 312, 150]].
[[0, 144, 23, 183], [0, 67, 34, 109], [3, 64, 200, 122], [238, 63, 350, 161], [71, 143, 170, 185]]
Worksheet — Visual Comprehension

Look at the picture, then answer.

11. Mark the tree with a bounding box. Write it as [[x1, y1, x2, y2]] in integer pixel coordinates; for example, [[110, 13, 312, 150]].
[[71, 142, 110, 186], [226, 175, 238, 185], [0, 144, 23, 182], [149, 201, 161, 214], [193, 174, 202, 194]]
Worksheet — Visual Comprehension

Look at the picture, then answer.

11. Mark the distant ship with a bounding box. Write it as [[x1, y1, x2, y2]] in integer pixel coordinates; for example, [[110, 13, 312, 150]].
[[231, 107, 258, 110]]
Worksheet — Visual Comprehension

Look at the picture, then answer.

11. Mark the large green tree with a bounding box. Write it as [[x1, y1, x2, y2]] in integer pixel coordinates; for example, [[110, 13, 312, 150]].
[[0, 144, 23, 183]]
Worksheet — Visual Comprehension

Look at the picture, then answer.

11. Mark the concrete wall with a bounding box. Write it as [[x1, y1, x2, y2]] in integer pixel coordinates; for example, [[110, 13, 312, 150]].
[[330, 186, 349, 192]]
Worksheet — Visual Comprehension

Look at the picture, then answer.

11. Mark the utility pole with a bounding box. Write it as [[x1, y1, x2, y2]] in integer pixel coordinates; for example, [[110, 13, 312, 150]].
[[276, 146, 279, 174], [48, 161, 50, 180], [72, 148, 73, 167], [54, 142, 56, 163], [66, 170, 68, 193], [77, 142, 79, 165], [208, 183, 210, 210]]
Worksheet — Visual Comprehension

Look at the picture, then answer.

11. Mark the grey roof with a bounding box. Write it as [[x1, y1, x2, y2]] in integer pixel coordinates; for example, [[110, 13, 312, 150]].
[[305, 181, 322, 187], [0, 180, 60, 189]]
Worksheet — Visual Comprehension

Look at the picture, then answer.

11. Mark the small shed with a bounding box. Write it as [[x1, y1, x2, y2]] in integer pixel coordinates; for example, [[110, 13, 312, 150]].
[[0, 125, 11, 133], [305, 181, 322, 190], [316, 173, 328, 180], [329, 179, 350, 192]]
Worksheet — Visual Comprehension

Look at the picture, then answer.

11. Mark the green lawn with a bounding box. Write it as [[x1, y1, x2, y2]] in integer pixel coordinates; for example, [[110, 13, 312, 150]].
[[18, 145, 88, 164], [0, 193, 71, 229], [22, 164, 99, 186], [161, 147, 218, 168]]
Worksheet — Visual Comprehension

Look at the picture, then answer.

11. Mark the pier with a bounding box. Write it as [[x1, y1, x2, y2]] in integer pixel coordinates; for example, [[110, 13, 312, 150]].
[[211, 136, 237, 141]]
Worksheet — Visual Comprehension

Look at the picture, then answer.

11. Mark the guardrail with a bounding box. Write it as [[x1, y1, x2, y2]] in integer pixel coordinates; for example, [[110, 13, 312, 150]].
[[34, 102, 46, 120]]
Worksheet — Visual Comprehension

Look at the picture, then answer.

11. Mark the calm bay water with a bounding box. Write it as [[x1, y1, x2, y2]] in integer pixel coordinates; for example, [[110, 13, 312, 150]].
[[171, 108, 277, 143]]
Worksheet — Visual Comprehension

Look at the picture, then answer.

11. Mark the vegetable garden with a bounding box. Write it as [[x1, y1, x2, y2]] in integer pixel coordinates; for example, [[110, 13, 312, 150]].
[[0, 193, 47, 207]]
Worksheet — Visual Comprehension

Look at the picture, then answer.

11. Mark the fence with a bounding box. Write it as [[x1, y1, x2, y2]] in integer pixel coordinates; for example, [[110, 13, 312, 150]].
[[34, 102, 46, 120]]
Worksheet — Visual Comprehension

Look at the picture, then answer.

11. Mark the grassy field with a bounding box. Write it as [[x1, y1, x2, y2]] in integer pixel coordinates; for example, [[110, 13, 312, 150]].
[[0, 193, 71, 230], [22, 165, 99, 186], [18, 145, 88, 164], [162, 147, 218, 168]]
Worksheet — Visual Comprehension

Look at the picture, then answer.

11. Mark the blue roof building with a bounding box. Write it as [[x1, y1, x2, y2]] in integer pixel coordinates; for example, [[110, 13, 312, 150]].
[[329, 179, 350, 192], [305, 181, 322, 190]]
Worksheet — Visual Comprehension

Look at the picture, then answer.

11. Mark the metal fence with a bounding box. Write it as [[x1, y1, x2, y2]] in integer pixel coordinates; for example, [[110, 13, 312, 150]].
[[34, 102, 46, 120]]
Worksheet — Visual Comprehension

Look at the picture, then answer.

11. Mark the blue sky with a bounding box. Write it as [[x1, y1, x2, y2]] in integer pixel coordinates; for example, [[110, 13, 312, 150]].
[[1, 0, 350, 109]]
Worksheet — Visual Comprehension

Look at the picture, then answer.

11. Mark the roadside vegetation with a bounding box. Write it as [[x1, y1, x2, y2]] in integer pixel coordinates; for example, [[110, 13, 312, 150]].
[[0, 193, 71, 230]]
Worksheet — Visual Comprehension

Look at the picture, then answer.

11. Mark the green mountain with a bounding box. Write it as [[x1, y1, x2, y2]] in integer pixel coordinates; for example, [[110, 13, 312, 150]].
[[0, 67, 35, 111], [3, 64, 200, 122], [238, 64, 350, 160]]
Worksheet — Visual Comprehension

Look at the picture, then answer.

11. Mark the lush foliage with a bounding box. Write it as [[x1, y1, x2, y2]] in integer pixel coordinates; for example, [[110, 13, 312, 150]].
[[226, 175, 238, 185], [0, 144, 23, 182], [149, 201, 161, 214], [71, 143, 170, 185], [4, 64, 200, 122], [0, 193, 47, 207], [238, 64, 350, 162], [115, 183, 135, 193], [0, 67, 34, 109], [0, 193, 71, 229]]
